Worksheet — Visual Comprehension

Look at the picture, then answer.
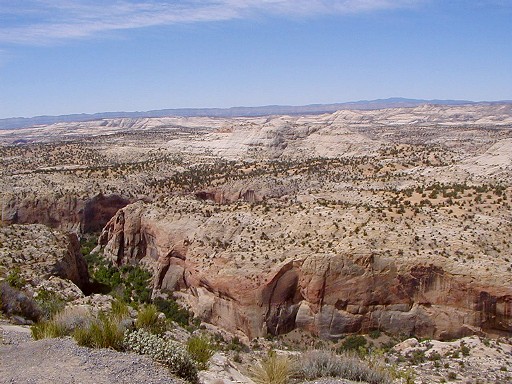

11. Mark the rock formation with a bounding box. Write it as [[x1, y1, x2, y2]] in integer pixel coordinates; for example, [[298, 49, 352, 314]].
[[98, 200, 512, 340], [2, 193, 130, 234], [2, 104, 511, 341], [0, 224, 90, 295]]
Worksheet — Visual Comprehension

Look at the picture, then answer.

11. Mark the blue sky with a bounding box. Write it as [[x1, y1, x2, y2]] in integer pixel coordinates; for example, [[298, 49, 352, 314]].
[[0, 0, 511, 118]]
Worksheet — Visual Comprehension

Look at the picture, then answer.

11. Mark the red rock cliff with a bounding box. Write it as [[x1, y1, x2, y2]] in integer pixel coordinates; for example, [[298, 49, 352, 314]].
[[99, 201, 512, 340]]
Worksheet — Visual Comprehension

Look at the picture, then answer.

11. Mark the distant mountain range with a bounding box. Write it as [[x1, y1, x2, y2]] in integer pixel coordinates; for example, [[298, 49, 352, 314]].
[[1, 97, 511, 130]]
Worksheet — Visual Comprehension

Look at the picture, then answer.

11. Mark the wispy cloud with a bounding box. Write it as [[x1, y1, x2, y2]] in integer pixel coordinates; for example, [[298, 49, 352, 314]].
[[0, 0, 423, 45]]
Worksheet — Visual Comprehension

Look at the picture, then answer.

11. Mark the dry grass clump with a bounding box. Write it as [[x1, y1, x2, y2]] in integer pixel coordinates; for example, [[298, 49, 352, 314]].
[[186, 334, 216, 370], [31, 306, 94, 340], [247, 349, 392, 384], [31, 320, 67, 339], [110, 298, 130, 318], [296, 349, 392, 384], [73, 313, 126, 350], [72, 303, 131, 350], [248, 351, 295, 384], [135, 304, 165, 334], [31, 304, 127, 351]]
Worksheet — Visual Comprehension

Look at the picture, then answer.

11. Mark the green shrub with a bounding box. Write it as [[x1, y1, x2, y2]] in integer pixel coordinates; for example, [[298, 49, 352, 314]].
[[154, 297, 191, 327], [135, 304, 165, 334], [6, 268, 26, 289], [80, 235, 99, 257], [408, 350, 426, 364], [124, 328, 198, 382], [369, 330, 381, 339], [187, 335, 215, 370], [226, 336, 249, 352], [84, 251, 152, 305], [460, 344, 470, 357], [248, 351, 294, 384], [338, 335, 367, 354], [73, 314, 125, 350], [122, 266, 152, 304], [388, 365, 415, 384]]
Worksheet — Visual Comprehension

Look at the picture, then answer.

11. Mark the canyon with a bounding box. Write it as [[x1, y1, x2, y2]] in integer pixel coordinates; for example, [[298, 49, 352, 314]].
[[1, 103, 511, 341]]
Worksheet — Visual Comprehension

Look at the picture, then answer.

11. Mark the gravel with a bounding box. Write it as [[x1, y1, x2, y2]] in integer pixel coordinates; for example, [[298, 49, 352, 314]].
[[0, 324, 181, 384], [0, 323, 33, 346]]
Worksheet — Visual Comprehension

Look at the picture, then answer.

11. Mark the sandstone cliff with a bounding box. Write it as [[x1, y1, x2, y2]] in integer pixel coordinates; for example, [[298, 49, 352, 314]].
[[2, 193, 130, 234], [99, 199, 512, 340]]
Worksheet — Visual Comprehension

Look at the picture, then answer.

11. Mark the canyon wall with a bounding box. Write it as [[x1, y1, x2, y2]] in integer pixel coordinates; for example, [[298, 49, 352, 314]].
[[2, 193, 130, 234], [99, 201, 512, 340]]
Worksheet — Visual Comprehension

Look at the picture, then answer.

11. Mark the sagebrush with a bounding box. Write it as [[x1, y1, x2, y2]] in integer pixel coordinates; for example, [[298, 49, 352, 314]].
[[124, 328, 198, 382], [0, 282, 41, 321]]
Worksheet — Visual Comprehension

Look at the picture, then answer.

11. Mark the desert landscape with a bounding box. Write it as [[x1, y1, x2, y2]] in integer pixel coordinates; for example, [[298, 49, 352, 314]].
[[1, 103, 511, 383]]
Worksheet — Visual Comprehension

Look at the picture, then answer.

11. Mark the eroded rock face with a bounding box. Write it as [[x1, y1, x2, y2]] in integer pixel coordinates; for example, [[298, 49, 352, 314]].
[[99, 201, 512, 340], [82, 194, 131, 233], [296, 256, 511, 340], [195, 188, 260, 204], [3, 193, 130, 233]]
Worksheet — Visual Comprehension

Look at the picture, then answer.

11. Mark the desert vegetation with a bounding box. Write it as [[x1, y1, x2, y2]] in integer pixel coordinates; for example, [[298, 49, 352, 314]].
[[1, 106, 512, 383]]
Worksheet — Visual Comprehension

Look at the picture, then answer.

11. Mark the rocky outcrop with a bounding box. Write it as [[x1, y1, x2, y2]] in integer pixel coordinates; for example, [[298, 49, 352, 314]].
[[195, 188, 260, 204], [98, 201, 512, 341], [0, 224, 90, 292], [82, 194, 131, 233], [2, 194, 83, 232], [295, 256, 512, 340], [2, 193, 130, 234]]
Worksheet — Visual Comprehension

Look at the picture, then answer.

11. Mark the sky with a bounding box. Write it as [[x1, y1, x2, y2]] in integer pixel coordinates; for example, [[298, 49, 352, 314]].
[[0, 0, 511, 119]]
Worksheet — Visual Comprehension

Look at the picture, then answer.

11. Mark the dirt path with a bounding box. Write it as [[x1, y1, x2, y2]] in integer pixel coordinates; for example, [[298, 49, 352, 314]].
[[0, 323, 180, 384]]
